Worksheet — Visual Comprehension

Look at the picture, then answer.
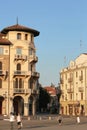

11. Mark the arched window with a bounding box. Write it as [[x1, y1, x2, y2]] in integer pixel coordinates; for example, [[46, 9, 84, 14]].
[[17, 63, 21, 74], [17, 33, 21, 40], [0, 62, 2, 74], [15, 78, 18, 88], [19, 78, 22, 88]]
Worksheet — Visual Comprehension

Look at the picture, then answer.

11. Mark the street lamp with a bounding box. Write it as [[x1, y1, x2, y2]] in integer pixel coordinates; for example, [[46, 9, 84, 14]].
[[3, 91, 7, 115], [10, 97, 14, 114]]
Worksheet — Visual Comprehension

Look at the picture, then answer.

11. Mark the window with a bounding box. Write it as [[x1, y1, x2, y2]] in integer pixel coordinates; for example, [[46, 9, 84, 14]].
[[0, 79, 2, 88], [76, 71, 78, 77], [31, 35, 33, 41], [0, 62, 2, 74], [15, 78, 18, 88], [15, 78, 24, 88], [16, 63, 21, 74], [0, 47, 3, 55], [0, 62, 2, 70], [16, 48, 22, 55], [70, 94, 72, 100], [25, 34, 28, 40], [81, 93, 83, 100], [17, 33, 21, 40], [65, 74, 67, 79], [81, 70, 83, 76], [29, 48, 33, 55], [19, 78, 22, 88]]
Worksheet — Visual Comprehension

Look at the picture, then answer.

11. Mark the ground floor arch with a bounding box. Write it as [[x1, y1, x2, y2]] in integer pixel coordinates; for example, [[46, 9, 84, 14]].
[[13, 96, 24, 115], [0, 96, 4, 114]]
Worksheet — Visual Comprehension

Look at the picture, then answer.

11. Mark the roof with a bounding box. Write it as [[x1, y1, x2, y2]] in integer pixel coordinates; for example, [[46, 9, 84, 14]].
[[0, 38, 12, 45], [0, 32, 12, 45], [44, 86, 56, 96], [1, 24, 40, 37]]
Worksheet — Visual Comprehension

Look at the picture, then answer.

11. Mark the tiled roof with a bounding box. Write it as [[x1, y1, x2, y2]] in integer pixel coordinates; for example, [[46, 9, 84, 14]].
[[1, 24, 40, 37], [44, 86, 56, 96], [0, 38, 12, 45], [0, 32, 12, 45]]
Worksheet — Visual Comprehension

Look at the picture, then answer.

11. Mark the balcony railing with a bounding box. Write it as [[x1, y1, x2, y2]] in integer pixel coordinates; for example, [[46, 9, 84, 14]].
[[0, 70, 7, 76], [29, 55, 38, 63], [13, 88, 31, 94], [67, 88, 73, 93], [78, 87, 84, 92], [14, 54, 27, 61], [79, 76, 83, 81], [31, 72, 40, 78], [68, 77, 73, 83], [60, 79, 64, 84], [31, 89, 39, 94], [14, 71, 27, 75]]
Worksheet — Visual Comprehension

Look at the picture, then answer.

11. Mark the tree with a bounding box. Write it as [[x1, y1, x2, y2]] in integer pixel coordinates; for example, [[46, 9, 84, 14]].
[[38, 85, 51, 112]]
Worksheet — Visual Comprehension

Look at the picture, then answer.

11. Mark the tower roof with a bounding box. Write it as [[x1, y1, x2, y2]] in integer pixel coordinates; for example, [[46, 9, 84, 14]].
[[1, 24, 40, 37]]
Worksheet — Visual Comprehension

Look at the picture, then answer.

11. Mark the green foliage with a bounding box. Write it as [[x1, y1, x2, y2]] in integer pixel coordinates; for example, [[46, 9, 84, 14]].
[[38, 86, 51, 111]]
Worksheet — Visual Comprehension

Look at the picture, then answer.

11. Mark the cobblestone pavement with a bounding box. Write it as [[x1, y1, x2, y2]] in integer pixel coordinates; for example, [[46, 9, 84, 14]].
[[0, 115, 87, 130]]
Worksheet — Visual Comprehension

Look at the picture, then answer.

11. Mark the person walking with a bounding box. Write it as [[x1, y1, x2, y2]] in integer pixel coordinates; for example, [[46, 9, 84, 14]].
[[9, 112, 15, 130], [16, 113, 22, 129], [76, 115, 80, 124]]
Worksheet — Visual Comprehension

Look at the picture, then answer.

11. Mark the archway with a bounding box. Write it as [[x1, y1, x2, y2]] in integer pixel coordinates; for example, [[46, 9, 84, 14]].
[[13, 96, 24, 115], [29, 96, 33, 115]]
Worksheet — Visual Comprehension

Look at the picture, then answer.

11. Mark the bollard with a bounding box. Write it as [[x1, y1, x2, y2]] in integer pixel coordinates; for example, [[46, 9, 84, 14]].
[[39, 117, 42, 120], [28, 116, 30, 120], [49, 116, 51, 120]]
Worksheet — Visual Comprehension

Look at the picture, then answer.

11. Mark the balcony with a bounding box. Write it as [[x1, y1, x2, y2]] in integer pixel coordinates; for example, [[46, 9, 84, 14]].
[[14, 54, 27, 61], [67, 88, 73, 93], [0, 70, 8, 79], [29, 55, 38, 63], [78, 87, 84, 92], [60, 78, 64, 84], [13, 71, 31, 77], [31, 72, 40, 78], [13, 88, 31, 94], [31, 89, 39, 95], [79, 76, 83, 81]]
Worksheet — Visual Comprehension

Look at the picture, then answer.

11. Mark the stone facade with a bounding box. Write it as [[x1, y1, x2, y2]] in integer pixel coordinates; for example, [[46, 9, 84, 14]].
[[60, 53, 87, 116], [0, 24, 40, 116]]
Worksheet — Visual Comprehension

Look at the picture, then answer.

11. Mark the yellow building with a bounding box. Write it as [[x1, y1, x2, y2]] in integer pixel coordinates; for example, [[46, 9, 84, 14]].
[[60, 53, 87, 116], [0, 23, 40, 116]]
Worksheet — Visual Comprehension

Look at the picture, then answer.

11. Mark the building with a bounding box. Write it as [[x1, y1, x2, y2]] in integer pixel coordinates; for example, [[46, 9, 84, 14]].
[[44, 86, 60, 113], [44, 86, 56, 97], [60, 53, 87, 116], [0, 23, 40, 116]]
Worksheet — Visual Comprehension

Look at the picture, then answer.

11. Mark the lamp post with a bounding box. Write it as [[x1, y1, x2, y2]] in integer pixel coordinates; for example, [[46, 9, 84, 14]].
[[10, 97, 14, 114], [3, 91, 7, 115]]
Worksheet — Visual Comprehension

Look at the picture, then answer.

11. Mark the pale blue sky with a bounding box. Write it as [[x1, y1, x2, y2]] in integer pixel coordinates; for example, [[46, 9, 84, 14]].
[[0, 0, 87, 86]]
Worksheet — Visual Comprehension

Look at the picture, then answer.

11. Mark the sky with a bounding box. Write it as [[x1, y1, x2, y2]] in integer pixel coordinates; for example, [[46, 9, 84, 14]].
[[0, 0, 87, 87]]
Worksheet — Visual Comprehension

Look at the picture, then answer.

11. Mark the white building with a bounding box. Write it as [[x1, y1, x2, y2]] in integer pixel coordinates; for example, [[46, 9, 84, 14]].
[[60, 53, 87, 116], [0, 23, 40, 116]]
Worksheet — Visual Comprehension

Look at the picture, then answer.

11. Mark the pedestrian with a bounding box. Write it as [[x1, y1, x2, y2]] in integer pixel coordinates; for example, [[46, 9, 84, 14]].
[[57, 114, 63, 125], [76, 116, 80, 124], [16, 113, 22, 129], [9, 112, 15, 130]]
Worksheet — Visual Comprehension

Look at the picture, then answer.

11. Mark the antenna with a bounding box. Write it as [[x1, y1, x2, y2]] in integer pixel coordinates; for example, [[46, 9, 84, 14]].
[[80, 39, 82, 52], [16, 17, 18, 25]]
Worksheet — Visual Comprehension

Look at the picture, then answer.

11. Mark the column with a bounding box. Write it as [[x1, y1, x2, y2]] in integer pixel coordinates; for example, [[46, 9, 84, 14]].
[[24, 97, 29, 116], [32, 98, 36, 116]]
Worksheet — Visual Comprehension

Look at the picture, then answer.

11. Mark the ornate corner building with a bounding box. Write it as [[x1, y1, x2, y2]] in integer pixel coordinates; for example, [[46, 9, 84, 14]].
[[0, 23, 40, 116], [60, 53, 87, 116]]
